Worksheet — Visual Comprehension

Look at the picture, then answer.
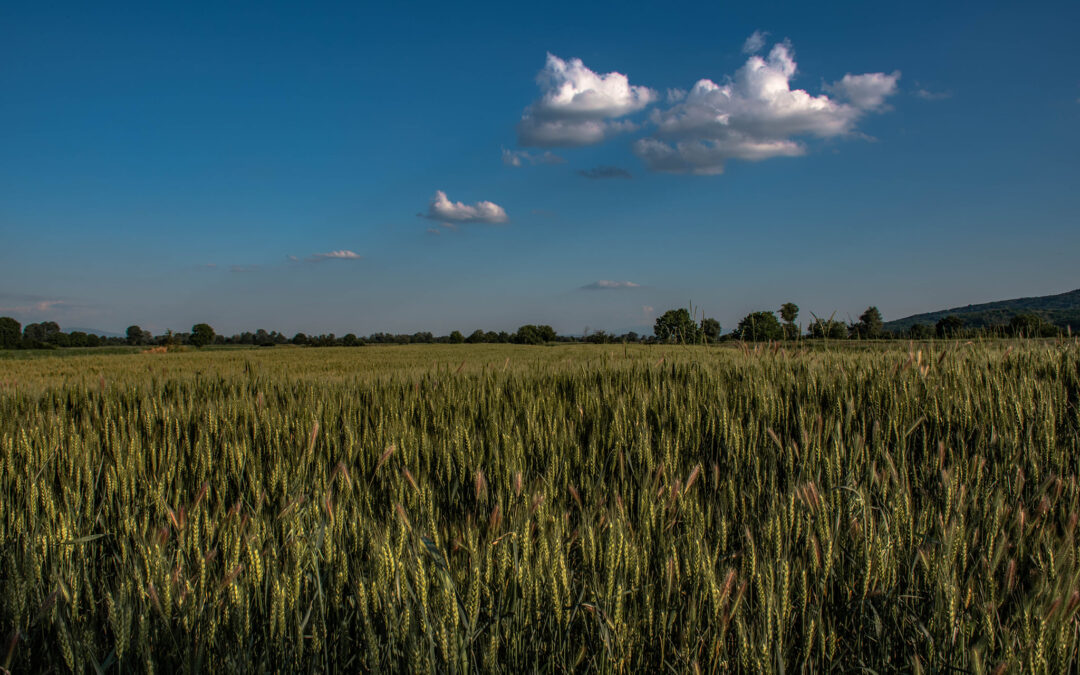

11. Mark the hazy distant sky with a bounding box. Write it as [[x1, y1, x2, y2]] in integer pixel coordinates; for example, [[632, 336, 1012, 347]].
[[2, 1, 1077, 336]]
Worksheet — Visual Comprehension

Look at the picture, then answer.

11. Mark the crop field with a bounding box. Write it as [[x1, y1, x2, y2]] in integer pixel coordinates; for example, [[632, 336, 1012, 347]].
[[2, 341, 1080, 672]]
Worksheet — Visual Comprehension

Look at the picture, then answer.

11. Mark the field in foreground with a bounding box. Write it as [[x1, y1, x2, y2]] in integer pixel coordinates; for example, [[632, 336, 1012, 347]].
[[2, 342, 1079, 672]]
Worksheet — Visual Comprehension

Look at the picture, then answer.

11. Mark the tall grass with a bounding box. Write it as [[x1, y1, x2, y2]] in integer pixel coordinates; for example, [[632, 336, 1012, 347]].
[[1, 342, 1079, 671]]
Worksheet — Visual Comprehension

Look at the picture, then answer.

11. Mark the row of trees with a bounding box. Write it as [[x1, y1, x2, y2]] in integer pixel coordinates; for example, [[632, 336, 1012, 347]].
[[653, 304, 1070, 342], [1, 309, 1069, 351], [0, 318, 569, 350]]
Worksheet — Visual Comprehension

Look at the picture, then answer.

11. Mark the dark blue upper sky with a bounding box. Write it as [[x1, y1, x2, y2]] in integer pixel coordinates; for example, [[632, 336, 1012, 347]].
[[2, 0, 1077, 335]]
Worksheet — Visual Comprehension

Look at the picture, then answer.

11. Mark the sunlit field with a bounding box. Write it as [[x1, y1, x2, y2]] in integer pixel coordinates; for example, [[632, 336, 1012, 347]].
[[3, 342, 1079, 671]]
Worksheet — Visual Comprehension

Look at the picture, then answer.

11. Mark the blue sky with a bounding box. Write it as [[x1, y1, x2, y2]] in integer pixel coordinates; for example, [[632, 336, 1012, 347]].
[[1, 0, 1077, 336]]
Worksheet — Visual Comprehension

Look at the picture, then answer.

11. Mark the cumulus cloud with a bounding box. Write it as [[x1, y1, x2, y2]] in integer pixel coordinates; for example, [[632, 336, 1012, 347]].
[[577, 166, 632, 179], [308, 250, 362, 262], [742, 30, 768, 54], [581, 280, 641, 290], [423, 190, 508, 224], [633, 40, 900, 174], [502, 147, 565, 167], [518, 53, 657, 147]]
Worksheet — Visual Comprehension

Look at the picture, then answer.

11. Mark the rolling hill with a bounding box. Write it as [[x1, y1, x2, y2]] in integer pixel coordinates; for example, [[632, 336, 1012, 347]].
[[884, 288, 1080, 332]]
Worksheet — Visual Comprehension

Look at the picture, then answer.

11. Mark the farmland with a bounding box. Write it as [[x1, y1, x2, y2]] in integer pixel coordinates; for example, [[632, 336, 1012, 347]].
[[2, 341, 1079, 671]]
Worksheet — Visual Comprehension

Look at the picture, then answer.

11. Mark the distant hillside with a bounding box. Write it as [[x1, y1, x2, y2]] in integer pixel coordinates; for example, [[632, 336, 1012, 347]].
[[884, 288, 1080, 332]]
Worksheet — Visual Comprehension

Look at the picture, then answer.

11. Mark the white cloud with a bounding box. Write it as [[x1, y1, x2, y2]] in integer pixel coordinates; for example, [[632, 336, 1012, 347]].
[[308, 250, 362, 262], [826, 71, 901, 110], [581, 280, 641, 290], [518, 53, 657, 147], [502, 147, 566, 167], [423, 190, 508, 224], [633, 41, 900, 174], [742, 30, 768, 54]]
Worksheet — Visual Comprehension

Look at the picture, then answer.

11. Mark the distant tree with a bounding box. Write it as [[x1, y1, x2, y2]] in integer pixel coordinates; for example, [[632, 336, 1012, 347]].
[[126, 325, 145, 346], [513, 325, 556, 345], [411, 332, 434, 344], [514, 325, 542, 345], [465, 329, 486, 344], [807, 317, 848, 339], [68, 331, 89, 347], [735, 311, 783, 341], [449, 330, 465, 344], [853, 306, 884, 339], [190, 323, 215, 348], [291, 332, 308, 345], [909, 323, 933, 339], [779, 302, 799, 340], [0, 317, 20, 349], [701, 318, 722, 342], [23, 323, 45, 344], [584, 330, 612, 344], [779, 303, 799, 324], [1009, 313, 1051, 337], [936, 315, 964, 338], [25, 321, 62, 345], [254, 329, 274, 346], [625, 331, 639, 343], [654, 309, 700, 343]]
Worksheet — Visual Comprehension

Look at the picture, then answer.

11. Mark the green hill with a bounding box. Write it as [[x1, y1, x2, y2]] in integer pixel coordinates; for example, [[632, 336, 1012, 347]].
[[884, 288, 1080, 332]]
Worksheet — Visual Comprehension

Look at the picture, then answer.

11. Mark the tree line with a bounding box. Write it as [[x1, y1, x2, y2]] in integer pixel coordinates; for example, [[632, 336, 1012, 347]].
[[0, 319, 570, 350], [663, 304, 1068, 342], [0, 306, 1068, 351]]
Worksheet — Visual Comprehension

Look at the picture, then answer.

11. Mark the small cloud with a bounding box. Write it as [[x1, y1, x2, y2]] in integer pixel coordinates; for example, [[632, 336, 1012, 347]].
[[286, 255, 300, 262], [915, 88, 951, 100], [422, 190, 508, 224], [742, 30, 768, 54], [0, 294, 87, 319], [825, 71, 902, 110], [230, 265, 259, 273], [581, 280, 641, 290], [199, 263, 219, 270], [577, 165, 632, 180], [502, 147, 565, 167], [307, 250, 362, 262], [426, 227, 443, 236]]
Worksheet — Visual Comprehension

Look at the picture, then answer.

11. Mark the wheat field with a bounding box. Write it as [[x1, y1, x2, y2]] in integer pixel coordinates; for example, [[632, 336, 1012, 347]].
[[2, 342, 1079, 672]]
